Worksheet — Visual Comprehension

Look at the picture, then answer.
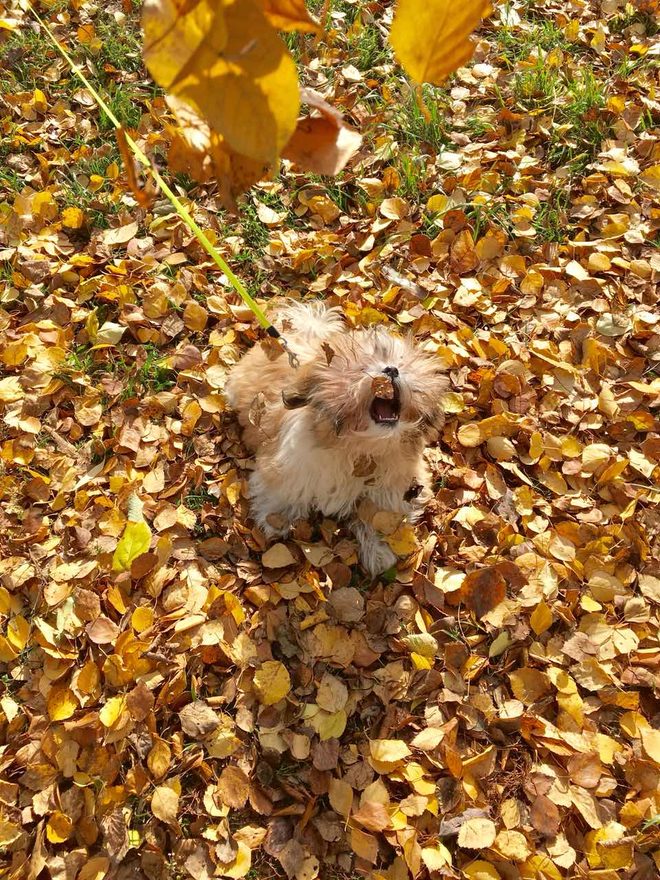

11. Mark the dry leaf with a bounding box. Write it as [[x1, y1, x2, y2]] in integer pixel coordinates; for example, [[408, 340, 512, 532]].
[[253, 661, 291, 705]]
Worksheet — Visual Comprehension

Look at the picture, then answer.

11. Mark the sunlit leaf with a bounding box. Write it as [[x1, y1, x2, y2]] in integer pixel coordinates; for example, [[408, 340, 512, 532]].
[[390, 0, 492, 84], [112, 520, 152, 572]]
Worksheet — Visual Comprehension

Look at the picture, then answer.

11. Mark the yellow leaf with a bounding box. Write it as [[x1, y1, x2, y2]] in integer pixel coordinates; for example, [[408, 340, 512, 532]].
[[316, 672, 348, 712], [147, 739, 171, 779], [351, 826, 378, 863], [132, 606, 154, 633], [390, 0, 492, 85], [597, 837, 634, 870], [641, 728, 660, 765], [112, 520, 152, 572], [0, 636, 18, 663], [78, 857, 110, 880], [427, 193, 449, 213], [463, 861, 501, 880], [6, 615, 29, 651], [46, 811, 73, 843], [457, 413, 518, 447], [282, 88, 362, 176], [151, 783, 180, 825], [0, 819, 21, 847], [520, 855, 562, 880], [221, 840, 252, 878], [509, 667, 552, 705], [261, 0, 321, 32], [370, 739, 411, 764], [401, 633, 438, 658], [99, 695, 126, 728], [640, 164, 660, 192], [411, 652, 432, 670], [385, 524, 418, 556], [143, 0, 299, 164], [262, 543, 296, 568], [183, 300, 208, 332], [47, 685, 78, 722], [86, 309, 99, 341], [530, 602, 553, 636], [422, 844, 452, 871], [494, 830, 531, 862], [61, 206, 85, 229], [253, 660, 291, 705], [314, 709, 347, 741]]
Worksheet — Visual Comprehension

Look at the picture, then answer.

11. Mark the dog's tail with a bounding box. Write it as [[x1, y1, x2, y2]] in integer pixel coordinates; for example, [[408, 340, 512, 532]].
[[273, 300, 345, 343]]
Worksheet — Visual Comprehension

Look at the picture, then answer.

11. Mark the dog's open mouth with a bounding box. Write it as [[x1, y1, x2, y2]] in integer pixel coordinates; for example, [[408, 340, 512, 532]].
[[370, 388, 401, 425]]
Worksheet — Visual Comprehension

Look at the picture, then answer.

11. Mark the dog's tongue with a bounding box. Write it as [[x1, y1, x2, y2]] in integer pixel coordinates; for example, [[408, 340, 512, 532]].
[[371, 396, 399, 423]]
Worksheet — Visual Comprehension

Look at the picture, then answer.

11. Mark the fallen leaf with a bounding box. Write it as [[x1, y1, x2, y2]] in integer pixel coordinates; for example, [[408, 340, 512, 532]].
[[253, 660, 291, 705]]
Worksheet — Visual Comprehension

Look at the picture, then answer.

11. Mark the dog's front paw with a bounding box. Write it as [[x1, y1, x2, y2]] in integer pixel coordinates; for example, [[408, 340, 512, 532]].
[[359, 537, 398, 578], [259, 510, 293, 538]]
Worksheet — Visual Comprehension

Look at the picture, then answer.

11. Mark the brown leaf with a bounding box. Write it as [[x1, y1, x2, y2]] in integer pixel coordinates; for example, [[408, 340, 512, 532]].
[[352, 801, 391, 832], [371, 375, 394, 400], [85, 616, 120, 645], [450, 229, 479, 273], [218, 765, 250, 809], [126, 680, 155, 722], [460, 567, 506, 618], [530, 795, 560, 838], [179, 701, 220, 739]]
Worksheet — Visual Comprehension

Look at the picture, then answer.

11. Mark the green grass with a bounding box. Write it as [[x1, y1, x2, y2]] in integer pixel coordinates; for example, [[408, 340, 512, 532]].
[[99, 83, 144, 130], [533, 190, 571, 242], [57, 155, 121, 230], [465, 201, 512, 241], [238, 200, 270, 250], [497, 19, 574, 65], [349, 23, 390, 71], [513, 62, 611, 169], [58, 343, 176, 397], [395, 152, 429, 201], [465, 116, 496, 139], [0, 27, 55, 91], [393, 84, 449, 152], [183, 486, 217, 511], [133, 345, 177, 394], [513, 63, 563, 108], [96, 16, 143, 73]]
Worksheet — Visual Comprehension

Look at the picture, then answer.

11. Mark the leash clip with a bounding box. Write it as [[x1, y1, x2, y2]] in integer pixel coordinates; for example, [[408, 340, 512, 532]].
[[266, 325, 299, 369]]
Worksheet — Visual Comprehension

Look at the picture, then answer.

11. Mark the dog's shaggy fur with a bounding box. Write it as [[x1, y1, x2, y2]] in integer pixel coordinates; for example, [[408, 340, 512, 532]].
[[225, 302, 448, 575]]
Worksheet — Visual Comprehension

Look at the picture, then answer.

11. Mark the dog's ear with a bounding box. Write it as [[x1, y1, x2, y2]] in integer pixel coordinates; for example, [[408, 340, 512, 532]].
[[282, 368, 315, 409]]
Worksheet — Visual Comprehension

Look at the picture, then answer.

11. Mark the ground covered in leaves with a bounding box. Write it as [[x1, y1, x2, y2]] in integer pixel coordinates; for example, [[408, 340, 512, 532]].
[[1, 0, 660, 878]]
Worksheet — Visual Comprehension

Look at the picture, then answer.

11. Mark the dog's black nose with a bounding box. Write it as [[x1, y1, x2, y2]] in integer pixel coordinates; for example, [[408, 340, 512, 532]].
[[383, 366, 399, 379]]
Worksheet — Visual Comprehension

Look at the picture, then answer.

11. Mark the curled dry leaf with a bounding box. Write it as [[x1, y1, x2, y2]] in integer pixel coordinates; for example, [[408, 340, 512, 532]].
[[179, 701, 221, 739], [283, 88, 362, 176]]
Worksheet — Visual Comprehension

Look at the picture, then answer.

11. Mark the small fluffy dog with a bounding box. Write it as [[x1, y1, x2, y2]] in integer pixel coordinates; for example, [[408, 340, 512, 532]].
[[225, 302, 447, 575]]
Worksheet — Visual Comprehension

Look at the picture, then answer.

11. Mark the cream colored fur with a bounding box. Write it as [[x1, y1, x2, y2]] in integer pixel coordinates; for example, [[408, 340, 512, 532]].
[[225, 302, 447, 576]]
